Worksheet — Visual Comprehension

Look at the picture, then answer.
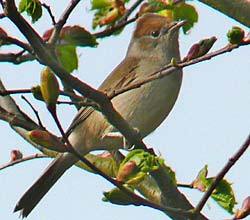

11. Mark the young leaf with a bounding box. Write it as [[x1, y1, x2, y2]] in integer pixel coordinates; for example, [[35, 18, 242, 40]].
[[92, 0, 114, 9], [76, 152, 119, 177], [43, 26, 97, 47], [207, 178, 236, 214], [92, 0, 126, 29], [18, 0, 42, 23], [117, 149, 163, 186], [56, 45, 78, 73], [28, 130, 67, 152], [60, 26, 98, 47], [193, 165, 237, 213], [173, 3, 198, 34], [103, 187, 135, 205]]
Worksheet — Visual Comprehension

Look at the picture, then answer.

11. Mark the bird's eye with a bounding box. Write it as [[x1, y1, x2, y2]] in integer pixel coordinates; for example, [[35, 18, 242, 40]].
[[151, 30, 160, 38]]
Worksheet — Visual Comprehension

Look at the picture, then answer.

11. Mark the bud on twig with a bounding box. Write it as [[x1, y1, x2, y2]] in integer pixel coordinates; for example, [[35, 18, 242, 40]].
[[40, 67, 60, 111], [116, 161, 137, 182], [234, 196, 250, 219], [10, 149, 23, 162], [28, 130, 67, 152], [183, 36, 217, 61], [31, 85, 44, 101], [227, 27, 245, 45]]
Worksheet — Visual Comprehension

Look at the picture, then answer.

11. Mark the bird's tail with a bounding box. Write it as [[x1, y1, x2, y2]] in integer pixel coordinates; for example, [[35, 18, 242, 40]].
[[14, 153, 78, 218]]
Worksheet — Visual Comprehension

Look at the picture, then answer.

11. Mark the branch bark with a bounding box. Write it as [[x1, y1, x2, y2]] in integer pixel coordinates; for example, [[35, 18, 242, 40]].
[[198, 0, 250, 27]]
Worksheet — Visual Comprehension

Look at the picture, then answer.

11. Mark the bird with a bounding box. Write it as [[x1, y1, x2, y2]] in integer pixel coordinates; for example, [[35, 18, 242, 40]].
[[14, 13, 185, 217]]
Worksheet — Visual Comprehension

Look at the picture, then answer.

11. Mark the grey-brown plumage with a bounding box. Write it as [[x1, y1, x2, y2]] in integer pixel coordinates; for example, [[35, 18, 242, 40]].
[[14, 13, 184, 217]]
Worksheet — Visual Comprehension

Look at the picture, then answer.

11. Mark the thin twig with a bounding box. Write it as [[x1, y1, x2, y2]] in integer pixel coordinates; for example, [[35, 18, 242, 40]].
[[2, 36, 33, 53], [49, 0, 82, 44], [177, 183, 193, 189], [0, 88, 31, 96], [94, 16, 137, 38], [194, 134, 250, 215], [21, 95, 44, 128], [118, 0, 144, 23], [0, 52, 35, 64], [0, 154, 49, 171], [0, 106, 38, 130], [41, 3, 56, 25], [109, 43, 249, 99]]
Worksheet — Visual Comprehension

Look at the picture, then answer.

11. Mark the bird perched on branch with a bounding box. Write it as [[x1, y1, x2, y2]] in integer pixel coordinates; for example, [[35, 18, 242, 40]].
[[15, 13, 185, 217]]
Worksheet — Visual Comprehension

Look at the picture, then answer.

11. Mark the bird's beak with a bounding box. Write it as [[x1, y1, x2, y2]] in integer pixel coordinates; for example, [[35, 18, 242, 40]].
[[162, 20, 187, 36], [168, 20, 187, 33]]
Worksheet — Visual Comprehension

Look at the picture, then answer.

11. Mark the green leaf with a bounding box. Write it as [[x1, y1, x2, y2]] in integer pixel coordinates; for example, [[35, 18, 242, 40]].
[[76, 152, 119, 177], [193, 165, 237, 213], [207, 178, 236, 214], [61, 26, 98, 47], [161, 163, 177, 185], [56, 45, 78, 73], [92, 7, 120, 29], [173, 3, 198, 34], [18, 0, 42, 23], [117, 149, 163, 186], [91, 0, 113, 9], [19, 0, 28, 12], [102, 187, 135, 205]]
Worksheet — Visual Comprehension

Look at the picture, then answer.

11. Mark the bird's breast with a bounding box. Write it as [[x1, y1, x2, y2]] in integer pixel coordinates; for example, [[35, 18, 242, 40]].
[[111, 67, 182, 137]]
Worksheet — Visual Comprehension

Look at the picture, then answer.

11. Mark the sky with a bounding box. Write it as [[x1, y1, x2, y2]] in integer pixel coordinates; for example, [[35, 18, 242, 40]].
[[0, 1, 250, 220]]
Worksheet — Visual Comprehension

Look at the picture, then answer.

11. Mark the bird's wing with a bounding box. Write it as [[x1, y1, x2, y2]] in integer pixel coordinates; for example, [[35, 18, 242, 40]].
[[66, 57, 140, 136]]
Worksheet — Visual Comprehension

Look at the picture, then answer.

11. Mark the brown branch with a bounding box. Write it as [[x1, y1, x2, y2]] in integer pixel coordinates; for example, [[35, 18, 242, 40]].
[[41, 3, 56, 25], [0, 88, 31, 96], [177, 183, 193, 189], [1, 36, 33, 53], [0, 88, 82, 100], [198, 0, 250, 27], [0, 52, 35, 64], [21, 95, 44, 128], [109, 42, 249, 99], [118, 0, 144, 23], [0, 154, 49, 171], [0, 105, 39, 130], [94, 16, 137, 38], [194, 134, 250, 215]]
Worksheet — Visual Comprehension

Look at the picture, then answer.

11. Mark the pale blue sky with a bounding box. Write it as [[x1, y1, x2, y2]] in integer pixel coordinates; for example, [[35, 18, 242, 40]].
[[0, 1, 249, 220]]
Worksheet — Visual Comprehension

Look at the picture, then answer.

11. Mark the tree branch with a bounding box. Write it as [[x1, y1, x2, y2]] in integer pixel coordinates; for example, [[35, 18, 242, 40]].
[[198, 0, 250, 27], [0, 52, 35, 64], [0, 36, 33, 53], [118, 0, 144, 23], [0, 154, 49, 171], [194, 134, 250, 214], [94, 16, 137, 38], [41, 3, 56, 25], [49, 0, 82, 44], [109, 42, 249, 99]]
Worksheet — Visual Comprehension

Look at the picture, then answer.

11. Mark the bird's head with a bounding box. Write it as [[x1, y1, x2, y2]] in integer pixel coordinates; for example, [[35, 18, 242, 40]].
[[127, 13, 185, 59]]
